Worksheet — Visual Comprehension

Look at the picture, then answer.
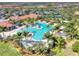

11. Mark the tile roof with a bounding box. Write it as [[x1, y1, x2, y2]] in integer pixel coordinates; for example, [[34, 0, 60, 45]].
[[0, 21, 13, 27], [10, 14, 38, 20]]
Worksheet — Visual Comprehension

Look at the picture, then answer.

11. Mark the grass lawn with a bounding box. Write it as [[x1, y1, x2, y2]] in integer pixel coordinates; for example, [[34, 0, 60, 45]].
[[0, 41, 22, 56]]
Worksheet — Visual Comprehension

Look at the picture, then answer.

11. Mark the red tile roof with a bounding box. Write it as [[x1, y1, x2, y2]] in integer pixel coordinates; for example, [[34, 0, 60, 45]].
[[10, 16, 20, 20], [0, 21, 13, 28], [10, 14, 38, 20]]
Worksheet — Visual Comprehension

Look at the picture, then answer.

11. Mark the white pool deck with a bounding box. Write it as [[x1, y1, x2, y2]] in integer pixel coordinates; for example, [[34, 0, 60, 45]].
[[20, 37, 53, 48], [0, 25, 26, 37]]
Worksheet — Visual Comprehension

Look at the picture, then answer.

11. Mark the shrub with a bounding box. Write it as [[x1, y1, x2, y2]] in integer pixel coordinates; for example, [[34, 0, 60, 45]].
[[0, 26, 5, 32], [72, 41, 79, 53]]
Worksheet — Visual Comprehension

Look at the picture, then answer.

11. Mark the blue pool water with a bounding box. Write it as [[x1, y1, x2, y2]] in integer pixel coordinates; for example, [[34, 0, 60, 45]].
[[21, 21, 54, 41]]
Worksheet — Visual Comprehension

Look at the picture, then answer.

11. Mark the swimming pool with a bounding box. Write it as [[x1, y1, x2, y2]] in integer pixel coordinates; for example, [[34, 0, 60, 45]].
[[21, 21, 54, 41]]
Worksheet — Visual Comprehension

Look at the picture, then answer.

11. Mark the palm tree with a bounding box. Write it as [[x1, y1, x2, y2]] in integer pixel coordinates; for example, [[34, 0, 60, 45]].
[[16, 32, 22, 40], [64, 21, 77, 39], [51, 36, 65, 54], [26, 18, 35, 24], [44, 32, 65, 54], [15, 32, 24, 46], [55, 37, 64, 48], [11, 34, 20, 41], [44, 32, 54, 48], [22, 31, 29, 39]]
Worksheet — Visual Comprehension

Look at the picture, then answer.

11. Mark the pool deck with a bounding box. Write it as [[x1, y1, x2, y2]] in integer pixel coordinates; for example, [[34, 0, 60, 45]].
[[0, 25, 26, 38], [19, 37, 48, 48]]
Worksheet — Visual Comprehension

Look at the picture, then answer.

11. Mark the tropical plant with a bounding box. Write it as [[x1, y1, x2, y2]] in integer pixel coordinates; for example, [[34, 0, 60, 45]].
[[44, 32, 52, 39], [44, 31, 65, 55], [0, 27, 4, 32], [0, 26, 6, 32], [54, 37, 65, 48], [22, 31, 29, 39], [52, 37, 65, 54], [27, 42, 50, 55], [26, 18, 35, 24], [16, 32, 23, 40]]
